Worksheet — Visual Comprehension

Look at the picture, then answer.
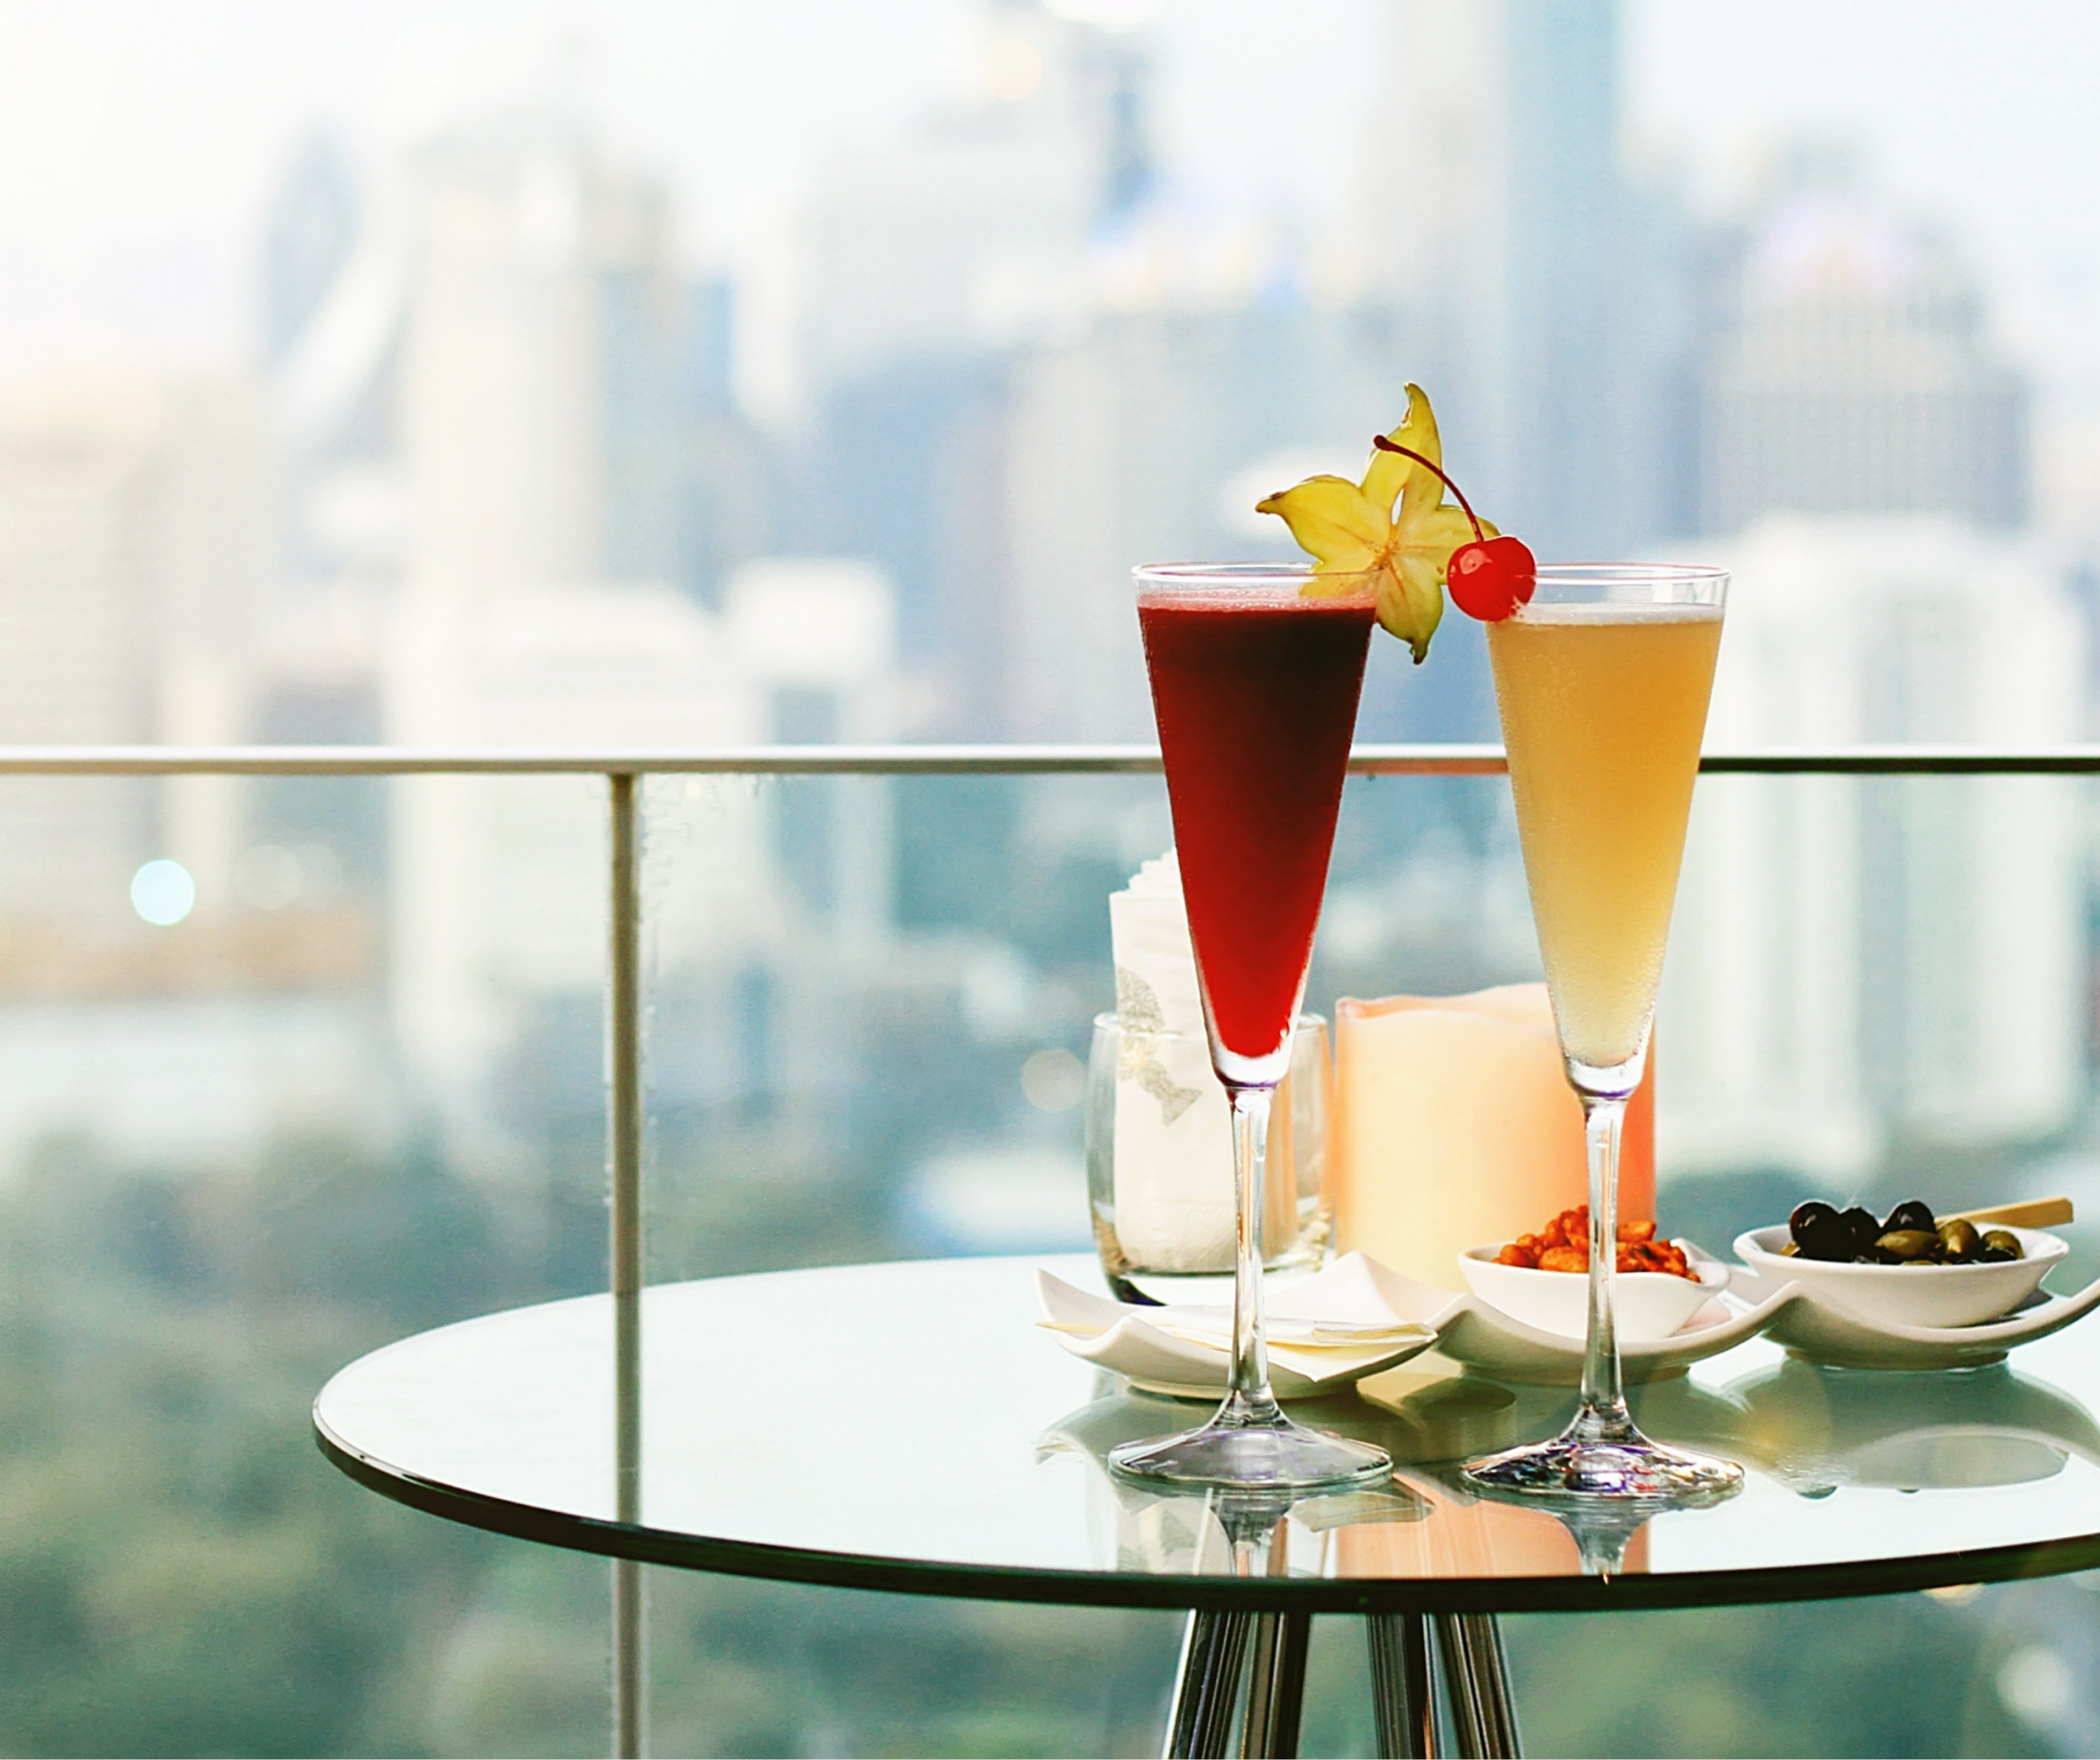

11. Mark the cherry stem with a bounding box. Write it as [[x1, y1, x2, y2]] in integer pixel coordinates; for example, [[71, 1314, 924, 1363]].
[[1372, 436, 1485, 544]]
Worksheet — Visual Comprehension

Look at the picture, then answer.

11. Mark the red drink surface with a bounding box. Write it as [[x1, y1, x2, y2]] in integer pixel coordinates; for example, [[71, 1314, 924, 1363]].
[[1139, 592, 1374, 1062]]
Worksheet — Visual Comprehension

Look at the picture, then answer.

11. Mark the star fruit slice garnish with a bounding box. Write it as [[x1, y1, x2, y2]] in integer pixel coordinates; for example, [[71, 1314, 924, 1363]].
[[1254, 383, 1496, 663]]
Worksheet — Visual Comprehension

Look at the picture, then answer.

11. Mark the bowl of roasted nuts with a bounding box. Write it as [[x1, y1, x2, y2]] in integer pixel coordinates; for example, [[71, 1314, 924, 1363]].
[[1460, 1206, 1730, 1342], [1734, 1199, 2068, 1329]]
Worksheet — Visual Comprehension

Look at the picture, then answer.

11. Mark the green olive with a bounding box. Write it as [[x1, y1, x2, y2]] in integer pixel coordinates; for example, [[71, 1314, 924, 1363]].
[[1877, 1229, 1942, 1261], [1937, 1218, 1982, 1261], [1900, 1256, 1939, 1268], [1981, 1229, 2025, 1261]]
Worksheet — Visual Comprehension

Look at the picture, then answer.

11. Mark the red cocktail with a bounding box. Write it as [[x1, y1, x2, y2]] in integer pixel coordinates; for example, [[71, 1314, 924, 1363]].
[[1111, 565, 1392, 1491], [1140, 592, 1372, 1071]]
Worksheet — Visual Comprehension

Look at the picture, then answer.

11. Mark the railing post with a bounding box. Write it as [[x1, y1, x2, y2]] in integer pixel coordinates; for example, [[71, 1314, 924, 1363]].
[[608, 771, 646, 1758]]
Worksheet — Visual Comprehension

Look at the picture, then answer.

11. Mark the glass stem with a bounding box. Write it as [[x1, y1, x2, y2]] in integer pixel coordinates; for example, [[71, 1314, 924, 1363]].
[[1577, 1090, 1630, 1429], [1226, 1085, 1279, 1420]]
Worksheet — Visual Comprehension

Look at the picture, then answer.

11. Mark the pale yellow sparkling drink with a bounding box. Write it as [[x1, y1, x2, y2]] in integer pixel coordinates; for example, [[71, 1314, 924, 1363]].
[[1486, 603, 1722, 1068], [1464, 565, 1740, 1506]]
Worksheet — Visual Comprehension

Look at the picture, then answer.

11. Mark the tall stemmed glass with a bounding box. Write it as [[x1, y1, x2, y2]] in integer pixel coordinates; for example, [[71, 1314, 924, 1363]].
[[1109, 565, 1392, 1491], [1464, 566, 1743, 1502]]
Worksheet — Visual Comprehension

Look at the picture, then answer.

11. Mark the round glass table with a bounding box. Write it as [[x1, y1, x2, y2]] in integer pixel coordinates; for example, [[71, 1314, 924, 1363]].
[[314, 1255, 2100, 1759]]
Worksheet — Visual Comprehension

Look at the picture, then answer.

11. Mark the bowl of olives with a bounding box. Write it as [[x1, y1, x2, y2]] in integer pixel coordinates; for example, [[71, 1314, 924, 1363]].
[[1734, 1200, 2067, 1330]]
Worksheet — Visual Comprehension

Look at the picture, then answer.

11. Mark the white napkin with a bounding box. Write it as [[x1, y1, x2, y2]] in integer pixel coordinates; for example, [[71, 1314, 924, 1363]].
[[1038, 1252, 1440, 1386], [1108, 851, 1235, 1271]]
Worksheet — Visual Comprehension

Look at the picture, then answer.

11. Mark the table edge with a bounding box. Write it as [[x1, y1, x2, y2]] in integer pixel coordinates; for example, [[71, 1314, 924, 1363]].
[[313, 1409, 2100, 1615]]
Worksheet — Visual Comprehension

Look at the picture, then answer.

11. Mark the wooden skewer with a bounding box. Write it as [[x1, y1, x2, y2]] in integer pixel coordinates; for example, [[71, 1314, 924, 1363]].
[[1947, 1195, 2074, 1229]]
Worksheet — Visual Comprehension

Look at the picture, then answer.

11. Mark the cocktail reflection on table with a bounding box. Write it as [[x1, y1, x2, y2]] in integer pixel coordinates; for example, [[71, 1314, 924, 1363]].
[[1107, 562, 1391, 1491]]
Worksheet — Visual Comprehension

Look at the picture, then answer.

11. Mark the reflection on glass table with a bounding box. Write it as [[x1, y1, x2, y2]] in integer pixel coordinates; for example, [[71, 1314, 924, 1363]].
[[314, 1255, 2100, 1759]]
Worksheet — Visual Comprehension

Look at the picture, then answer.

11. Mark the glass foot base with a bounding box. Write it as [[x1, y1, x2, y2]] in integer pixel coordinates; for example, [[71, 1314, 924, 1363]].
[[1463, 1430, 1742, 1503], [1109, 1410, 1390, 1491]]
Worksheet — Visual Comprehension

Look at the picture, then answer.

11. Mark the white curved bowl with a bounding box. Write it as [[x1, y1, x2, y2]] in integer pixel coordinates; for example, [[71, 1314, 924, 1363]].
[[1457, 1240, 1728, 1342], [1733, 1223, 2066, 1328]]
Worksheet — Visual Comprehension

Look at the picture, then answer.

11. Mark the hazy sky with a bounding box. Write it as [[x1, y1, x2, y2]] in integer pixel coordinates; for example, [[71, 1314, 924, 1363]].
[[2, 0, 2098, 404]]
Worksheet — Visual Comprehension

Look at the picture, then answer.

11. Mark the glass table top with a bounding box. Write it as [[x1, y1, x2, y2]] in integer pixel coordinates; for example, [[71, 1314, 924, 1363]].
[[314, 1255, 2100, 1614]]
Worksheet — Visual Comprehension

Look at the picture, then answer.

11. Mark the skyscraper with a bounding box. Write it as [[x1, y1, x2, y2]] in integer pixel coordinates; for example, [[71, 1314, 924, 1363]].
[[0, 371, 265, 930], [1349, 0, 1691, 558], [794, 0, 1158, 738], [1661, 517, 2082, 1180], [1657, 161, 2061, 1184], [260, 134, 362, 370], [794, 0, 1148, 402], [1698, 156, 2029, 532], [999, 303, 1415, 743], [399, 115, 685, 606]]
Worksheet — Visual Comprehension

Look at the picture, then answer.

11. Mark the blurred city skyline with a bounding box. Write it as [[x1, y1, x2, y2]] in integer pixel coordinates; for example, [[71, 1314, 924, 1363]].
[[4, 1, 2099, 443], [0, 0, 2081, 1196]]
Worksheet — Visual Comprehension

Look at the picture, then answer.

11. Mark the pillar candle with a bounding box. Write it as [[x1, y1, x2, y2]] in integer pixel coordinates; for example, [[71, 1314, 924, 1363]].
[[1329, 983, 1655, 1291]]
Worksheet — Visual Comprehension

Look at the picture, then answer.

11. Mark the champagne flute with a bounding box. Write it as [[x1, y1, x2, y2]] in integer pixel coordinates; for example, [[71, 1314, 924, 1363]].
[[1463, 565, 1743, 1502], [1108, 564, 1391, 1491]]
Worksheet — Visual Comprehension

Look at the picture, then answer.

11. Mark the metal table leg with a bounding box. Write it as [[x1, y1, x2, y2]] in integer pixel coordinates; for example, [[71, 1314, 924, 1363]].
[[1367, 1612, 1437, 1758], [1433, 1613, 1521, 1759], [1167, 1609, 1252, 1759], [1170, 1604, 1519, 1759], [1241, 1611, 1310, 1759]]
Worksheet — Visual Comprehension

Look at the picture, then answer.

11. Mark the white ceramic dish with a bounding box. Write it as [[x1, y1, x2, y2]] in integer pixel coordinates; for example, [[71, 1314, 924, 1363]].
[[1428, 1283, 1783, 1385], [1457, 1240, 1729, 1342], [1041, 1242, 2100, 1393], [1728, 1258, 2100, 1371], [1733, 1224, 2066, 1329], [1040, 1253, 1785, 1393]]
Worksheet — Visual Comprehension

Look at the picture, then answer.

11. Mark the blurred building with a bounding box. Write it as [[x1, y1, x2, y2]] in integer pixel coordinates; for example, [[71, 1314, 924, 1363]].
[[796, 1, 1154, 739], [792, 0, 1685, 747], [1000, 304, 1426, 742], [1698, 156, 2029, 534], [1656, 161, 2065, 1185], [244, 115, 891, 1165], [1349, 0, 1697, 559], [385, 562, 898, 1163], [955, 0, 1684, 747], [265, 119, 769, 646], [396, 117, 684, 606], [1663, 517, 2084, 1180], [262, 134, 364, 371], [0, 370, 266, 934], [794, 1, 1146, 399]]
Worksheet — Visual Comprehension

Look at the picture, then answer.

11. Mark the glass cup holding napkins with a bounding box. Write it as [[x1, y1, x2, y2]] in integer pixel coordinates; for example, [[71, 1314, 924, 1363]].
[[1086, 852, 1331, 1299]]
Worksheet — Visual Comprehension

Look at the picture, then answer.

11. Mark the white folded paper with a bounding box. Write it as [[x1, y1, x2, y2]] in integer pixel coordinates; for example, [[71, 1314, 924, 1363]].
[[1108, 852, 1235, 1271], [1037, 1252, 1440, 1388]]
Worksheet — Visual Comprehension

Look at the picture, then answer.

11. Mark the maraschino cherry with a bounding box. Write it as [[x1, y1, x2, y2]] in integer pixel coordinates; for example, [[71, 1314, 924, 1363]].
[[1371, 435, 1536, 621]]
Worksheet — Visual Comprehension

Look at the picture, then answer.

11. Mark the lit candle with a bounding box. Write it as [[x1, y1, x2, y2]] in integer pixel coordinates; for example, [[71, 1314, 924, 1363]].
[[1329, 983, 1655, 1291]]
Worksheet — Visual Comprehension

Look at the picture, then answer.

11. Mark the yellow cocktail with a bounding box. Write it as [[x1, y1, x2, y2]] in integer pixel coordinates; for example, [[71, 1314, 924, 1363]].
[[1488, 604, 1723, 1068], [1465, 567, 1743, 1506]]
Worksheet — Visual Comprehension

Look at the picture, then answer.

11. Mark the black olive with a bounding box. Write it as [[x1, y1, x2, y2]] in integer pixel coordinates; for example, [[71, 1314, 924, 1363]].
[[1840, 1205, 1883, 1254], [1790, 1199, 1838, 1236], [1789, 1200, 1851, 1261], [1885, 1200, 1936, 1235]]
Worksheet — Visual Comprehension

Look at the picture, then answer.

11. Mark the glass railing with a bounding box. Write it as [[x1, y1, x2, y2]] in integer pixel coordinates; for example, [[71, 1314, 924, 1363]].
[[3, 742, 2096, 1759]]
